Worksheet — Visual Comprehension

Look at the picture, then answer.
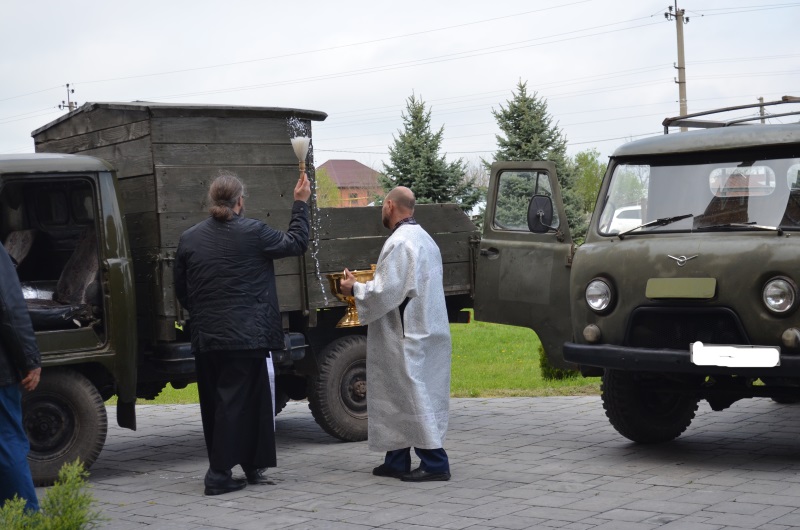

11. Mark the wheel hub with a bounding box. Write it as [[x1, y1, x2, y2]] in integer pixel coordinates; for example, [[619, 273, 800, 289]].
[[339, 361, 367, 417], [352, 380, 366, 399], [24, 400, 74, 456]]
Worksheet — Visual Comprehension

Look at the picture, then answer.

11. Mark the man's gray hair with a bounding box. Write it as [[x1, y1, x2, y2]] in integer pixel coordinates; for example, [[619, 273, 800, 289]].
[[208, 171, 246, 221]]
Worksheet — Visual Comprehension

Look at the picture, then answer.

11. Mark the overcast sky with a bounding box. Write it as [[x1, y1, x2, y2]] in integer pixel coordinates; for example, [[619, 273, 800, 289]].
[[2, 1, 799, 173]]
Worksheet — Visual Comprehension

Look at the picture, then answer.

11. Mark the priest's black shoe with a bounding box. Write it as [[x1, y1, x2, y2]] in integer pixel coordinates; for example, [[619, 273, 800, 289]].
[[244, 468, 276, 485], [204, 468, 247, 495], [400, 467, 451, 482], [372, 464, 407, 479]]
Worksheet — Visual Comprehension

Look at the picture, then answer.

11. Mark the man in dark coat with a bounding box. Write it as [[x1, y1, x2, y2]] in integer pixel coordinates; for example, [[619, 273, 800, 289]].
[[174, 170, 310, 495], [0, 244, 42, 511]]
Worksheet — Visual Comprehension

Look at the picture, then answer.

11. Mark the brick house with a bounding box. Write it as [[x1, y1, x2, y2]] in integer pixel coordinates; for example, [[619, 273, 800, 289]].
[[317, 159, 384, 207]]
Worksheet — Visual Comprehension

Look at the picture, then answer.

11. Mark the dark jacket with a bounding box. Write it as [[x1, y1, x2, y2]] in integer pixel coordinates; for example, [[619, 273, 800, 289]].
[[174, 201, 309, 354], [0, 245, 41, 386]]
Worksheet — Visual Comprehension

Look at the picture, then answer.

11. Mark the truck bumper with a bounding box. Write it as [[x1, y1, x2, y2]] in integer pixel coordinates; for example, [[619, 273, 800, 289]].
[[563, 342, 800, 377]]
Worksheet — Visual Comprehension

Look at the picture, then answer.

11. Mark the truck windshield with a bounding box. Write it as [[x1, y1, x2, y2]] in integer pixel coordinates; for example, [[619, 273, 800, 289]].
[[597, 157, 800, 235]]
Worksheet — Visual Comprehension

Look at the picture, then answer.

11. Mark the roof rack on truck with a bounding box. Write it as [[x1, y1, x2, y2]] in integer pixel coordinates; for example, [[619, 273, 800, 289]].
[[663, 95, 800, 133]]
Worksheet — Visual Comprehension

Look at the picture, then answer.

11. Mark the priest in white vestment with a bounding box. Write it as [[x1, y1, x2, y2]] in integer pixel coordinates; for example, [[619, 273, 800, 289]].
[[340, 186, 452, 482]]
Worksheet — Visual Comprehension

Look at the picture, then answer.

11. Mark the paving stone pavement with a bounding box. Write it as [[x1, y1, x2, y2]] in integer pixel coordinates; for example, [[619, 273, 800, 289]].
[[67, 397, 800, 529]]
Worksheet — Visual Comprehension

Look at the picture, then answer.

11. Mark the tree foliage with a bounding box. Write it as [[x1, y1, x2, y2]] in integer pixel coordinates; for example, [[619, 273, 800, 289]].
[[571, 148, 606, 213], [382, 94, 480, 210], [493, 171, 559, 231], [488, 81, 583, 379], [610, 166, 648, 205], [313, 167, 341, 208], [487, 80, 588, 242]]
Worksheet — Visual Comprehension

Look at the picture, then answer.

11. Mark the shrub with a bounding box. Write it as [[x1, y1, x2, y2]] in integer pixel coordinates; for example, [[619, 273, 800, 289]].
[[0, 460, 105, 530], [538, 343, 579, 381]]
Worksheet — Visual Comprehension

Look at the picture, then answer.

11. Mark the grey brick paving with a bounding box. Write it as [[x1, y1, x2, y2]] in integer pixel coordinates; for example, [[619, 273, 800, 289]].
[[46, 397, 800, 529]]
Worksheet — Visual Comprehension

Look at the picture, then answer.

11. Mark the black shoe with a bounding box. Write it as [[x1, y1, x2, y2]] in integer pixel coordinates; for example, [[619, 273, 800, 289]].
[[400, 467, 451, 482], [372, 464, 407, 479], [204, 469, 247, 496], [244, 468, 275, 485]]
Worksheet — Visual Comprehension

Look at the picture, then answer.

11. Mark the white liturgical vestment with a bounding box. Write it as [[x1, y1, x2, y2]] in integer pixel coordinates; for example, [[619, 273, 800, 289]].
[[353, 222, 452, 451]]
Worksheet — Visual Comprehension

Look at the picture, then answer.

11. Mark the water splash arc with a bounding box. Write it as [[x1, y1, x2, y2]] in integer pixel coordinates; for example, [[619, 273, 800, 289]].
[[287, 117, 328, 306]]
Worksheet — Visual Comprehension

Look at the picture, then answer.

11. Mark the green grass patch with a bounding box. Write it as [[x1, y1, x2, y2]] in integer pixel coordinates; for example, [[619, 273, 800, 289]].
[[106, 382, 199, 406], [109, 318, 600, 405], [450, 317, 599, 398]]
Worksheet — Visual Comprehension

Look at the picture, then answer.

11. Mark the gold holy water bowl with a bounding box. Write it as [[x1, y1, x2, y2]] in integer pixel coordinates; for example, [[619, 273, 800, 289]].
[[326, 265, 376, 328]]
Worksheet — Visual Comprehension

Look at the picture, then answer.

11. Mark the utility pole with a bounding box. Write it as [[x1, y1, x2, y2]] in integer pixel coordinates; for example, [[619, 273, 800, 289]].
[[58, 83, 77, 112], [758, 97, 766, 124], [665, 2, 689, 130]]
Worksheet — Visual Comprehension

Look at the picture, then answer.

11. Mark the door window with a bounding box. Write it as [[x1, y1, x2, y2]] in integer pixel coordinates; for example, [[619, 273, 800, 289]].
[[493, 170, 559, 231]]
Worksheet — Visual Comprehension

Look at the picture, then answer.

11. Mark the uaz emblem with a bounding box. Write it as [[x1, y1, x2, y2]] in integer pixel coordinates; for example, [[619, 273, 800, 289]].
[[668, 254, 698, 267]]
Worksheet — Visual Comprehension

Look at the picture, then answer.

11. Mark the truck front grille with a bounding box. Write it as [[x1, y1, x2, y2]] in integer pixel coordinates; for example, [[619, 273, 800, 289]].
[[624, 307, 749, 350]]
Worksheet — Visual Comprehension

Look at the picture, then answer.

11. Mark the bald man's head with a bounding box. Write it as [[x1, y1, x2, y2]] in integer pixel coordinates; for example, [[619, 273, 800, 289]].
[[385, 186, 416, 213], [382, 186, 416, 229]]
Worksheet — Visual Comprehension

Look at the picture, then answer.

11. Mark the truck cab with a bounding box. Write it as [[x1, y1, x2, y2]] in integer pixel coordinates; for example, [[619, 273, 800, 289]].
[[476, 97, 800, 443], [0, 153, 136, 484]]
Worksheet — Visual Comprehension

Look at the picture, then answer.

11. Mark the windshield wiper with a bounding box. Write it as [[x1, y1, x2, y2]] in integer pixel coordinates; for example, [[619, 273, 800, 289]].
[[617, 214, 694, 239], [695, 222, 784, 235]]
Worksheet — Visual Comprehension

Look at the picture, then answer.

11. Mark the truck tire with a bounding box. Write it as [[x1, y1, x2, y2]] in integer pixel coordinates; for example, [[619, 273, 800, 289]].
[[307, 335, 367, 442], [771, 396, 800, 404], [275, 390, 290, 415], [601, 369, 698, 444], [22, 368, 108, 486]]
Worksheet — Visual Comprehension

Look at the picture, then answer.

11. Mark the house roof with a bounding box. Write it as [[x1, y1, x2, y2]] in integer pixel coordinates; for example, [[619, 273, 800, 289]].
[[318, 159, 381, 189]]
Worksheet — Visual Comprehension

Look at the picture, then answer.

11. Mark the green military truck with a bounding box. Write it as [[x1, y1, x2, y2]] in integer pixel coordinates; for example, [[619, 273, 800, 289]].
[[475, 96, 800, 444], [3, 102, 475, 485]]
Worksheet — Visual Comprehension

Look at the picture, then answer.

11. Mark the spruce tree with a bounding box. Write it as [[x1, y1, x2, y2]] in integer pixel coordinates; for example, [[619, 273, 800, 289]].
[[488, 81, 588, 242], [382, 94, 480, 210], [489, 81, 584, 380]]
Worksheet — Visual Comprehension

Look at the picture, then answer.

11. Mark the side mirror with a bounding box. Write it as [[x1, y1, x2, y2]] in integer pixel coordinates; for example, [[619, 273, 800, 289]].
[[527, 194, 555, 233]]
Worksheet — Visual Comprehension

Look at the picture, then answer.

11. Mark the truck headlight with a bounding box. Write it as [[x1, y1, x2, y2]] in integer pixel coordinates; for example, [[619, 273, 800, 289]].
[[586, 279, 613, 312], [763, 277, 796, 314]]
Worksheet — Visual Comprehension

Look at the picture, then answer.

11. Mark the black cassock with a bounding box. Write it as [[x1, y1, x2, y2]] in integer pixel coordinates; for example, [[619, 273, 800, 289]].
[[195, 350, 276, 472]]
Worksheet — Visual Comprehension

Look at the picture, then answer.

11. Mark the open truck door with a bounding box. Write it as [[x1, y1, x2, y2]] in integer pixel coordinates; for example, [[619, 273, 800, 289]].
[[474, 161, 575, 368]]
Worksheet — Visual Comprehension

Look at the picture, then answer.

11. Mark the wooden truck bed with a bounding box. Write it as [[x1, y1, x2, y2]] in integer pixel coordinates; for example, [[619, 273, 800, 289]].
[[31, 102, 477, 343]]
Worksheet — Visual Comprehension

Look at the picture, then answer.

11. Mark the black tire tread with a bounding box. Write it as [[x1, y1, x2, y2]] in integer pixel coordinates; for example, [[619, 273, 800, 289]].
[[274, 390, 290, 416], [24, 368, 108, 486], [307, 335, 367, 442], [602, 369, 698, 444]]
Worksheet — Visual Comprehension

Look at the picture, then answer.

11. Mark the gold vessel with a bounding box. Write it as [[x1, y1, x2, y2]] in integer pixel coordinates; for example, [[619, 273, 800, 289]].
[[326, 265, 377, 328]]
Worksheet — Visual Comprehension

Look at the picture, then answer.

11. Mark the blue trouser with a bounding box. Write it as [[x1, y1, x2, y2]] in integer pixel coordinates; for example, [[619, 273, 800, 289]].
[[0, 384, 39, 512], [384, 447, 449, 474]]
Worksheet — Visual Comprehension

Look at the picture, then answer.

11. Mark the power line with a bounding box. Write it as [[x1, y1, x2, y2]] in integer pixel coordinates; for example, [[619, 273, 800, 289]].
[[690, 52, 800, 65], [3, 1, 796, 107], [3, 9, 664, 105], [0, 107, 57, 122], [140, 20, 665, 102], [0, 85, 63, 104], [0, 0, 593, 100], [318, 54, 800, 123], [689, 3, 800, 17], [693, 2, 800, 10], [317, 89, 800, 155], [316, 129, 665, 156], [0, 109, 60, 125]]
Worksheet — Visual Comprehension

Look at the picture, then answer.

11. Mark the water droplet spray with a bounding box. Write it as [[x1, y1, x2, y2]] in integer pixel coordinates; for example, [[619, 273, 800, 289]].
[[287, 117, 328, 305]]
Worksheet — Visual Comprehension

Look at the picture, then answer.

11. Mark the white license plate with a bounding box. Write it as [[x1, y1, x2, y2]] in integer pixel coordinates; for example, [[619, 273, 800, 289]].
[[691, 342, 780, 368]]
